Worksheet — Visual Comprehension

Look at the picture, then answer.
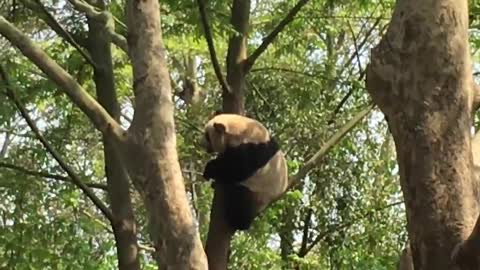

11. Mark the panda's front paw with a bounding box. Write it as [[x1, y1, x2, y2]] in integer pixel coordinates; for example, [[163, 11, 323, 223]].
[[203, 160, 216, 180]]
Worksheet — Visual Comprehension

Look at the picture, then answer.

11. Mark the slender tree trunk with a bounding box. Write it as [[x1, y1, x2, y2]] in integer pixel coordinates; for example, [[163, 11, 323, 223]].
[[124, 0, 207, 268], [366, 0, 478, 269], [223, 0, 250, 115], [279, 205, 295, 269], [204, 1, 250, 269], [86, 9, 140, 270]]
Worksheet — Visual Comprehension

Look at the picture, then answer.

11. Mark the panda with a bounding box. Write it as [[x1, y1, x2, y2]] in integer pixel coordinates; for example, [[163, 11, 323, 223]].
[[200, 113, 289, 230]]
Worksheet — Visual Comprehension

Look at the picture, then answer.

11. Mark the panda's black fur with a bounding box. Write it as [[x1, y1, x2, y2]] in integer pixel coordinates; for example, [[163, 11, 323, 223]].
[[203, 138, 280, 230]]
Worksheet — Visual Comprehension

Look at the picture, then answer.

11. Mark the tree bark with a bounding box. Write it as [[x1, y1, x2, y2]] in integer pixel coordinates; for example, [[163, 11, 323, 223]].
[[204, 1, 250, 269], [279, 205, 295, 269], [450, 131, 480, 269], [223, 0, 250, 115], [86, 8, 140, 270], [124, 0, 207, 268], [397, 242, 413, 270], [366, 0, 478, 269]]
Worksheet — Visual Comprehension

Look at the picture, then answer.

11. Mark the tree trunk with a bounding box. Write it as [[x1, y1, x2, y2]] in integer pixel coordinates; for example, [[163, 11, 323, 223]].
[[86, 9, 140, 270], [397, 242, 413, 270], [124, 0, 207, 268], [204, 1, 250, 269], [223, 0, 250, 115], [279, 205, 295, 269], [450, 131, 480, 269], [366, 0, 478, 269]]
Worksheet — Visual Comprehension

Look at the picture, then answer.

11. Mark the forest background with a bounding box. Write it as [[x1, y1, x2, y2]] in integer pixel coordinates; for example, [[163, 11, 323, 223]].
[[1, 0, 479, 269]]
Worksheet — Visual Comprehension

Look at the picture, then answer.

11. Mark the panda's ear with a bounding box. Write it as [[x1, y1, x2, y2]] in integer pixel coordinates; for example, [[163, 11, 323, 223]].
[[213, 123, 226, 133]]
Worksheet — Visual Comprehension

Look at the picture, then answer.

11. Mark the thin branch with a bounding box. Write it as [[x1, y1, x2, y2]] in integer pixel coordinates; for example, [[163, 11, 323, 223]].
[[298, 201, 404, 257], [20, 0, 96, 67], [0, 16, 127, 144], [0, 64, 114, 223], [298, 208, 313, 256], [289, 103, 374, 185], [138, 243, 156, 252], [0, 161, 107, 190], [121, 112, 132, 123], [196, 0, 231, 93], [297, 14, 390, 21], [327, 17, 383, 124], [327, 69, 366, 125], [341, 16, 382, 73], [245, 0, 311, 72], [0, 132, 11, 157], [109, 30, 129, 53], [67, 0, 128, 53], [250, 67, 316, 77], [347, 21, 364, 77], [81, 209, 113, 232]]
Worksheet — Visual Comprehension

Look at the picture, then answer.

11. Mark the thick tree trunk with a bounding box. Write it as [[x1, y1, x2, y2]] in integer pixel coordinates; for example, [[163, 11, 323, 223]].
[[124, 0, 207, 268], [86, 10, 140, 270], [398, 131, 480, 269], [366, 0, 478, 269]]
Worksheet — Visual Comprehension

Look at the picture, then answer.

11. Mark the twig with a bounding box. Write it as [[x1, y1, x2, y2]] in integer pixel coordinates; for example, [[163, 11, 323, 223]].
[[138, 243, 155, 252], [0, 161, 108, 190], [121, 112, 132, 123], [0, 64, 114, 223], [250, 67, 316, 77], [327, 16, 383, 124], [347, 21, 364, 78], [245, 0, 311, 72], [297, 14, 390, 21], [81, 209, 112, 232], [341, 16, 382, 73], [196, 0, 231, 93], [327, 69, 366, 125]]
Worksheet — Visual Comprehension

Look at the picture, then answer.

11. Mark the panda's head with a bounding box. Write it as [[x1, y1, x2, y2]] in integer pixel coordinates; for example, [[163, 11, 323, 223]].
[[201, 114, 270, 154]]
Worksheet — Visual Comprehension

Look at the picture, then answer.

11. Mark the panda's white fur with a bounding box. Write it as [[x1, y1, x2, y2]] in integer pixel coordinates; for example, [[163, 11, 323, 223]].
[[242, 151, 288, 206], [201, 113, 289, 230]]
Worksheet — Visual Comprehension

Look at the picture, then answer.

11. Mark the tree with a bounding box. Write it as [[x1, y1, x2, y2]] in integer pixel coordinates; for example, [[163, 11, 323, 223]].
[[2, 0, 456, 268], [0, 0, 208, 268], [366, 0, 479, 269]]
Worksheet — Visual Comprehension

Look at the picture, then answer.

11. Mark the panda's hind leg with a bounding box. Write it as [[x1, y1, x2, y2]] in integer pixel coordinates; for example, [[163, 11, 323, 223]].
[[224, 185, 257, 231]]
